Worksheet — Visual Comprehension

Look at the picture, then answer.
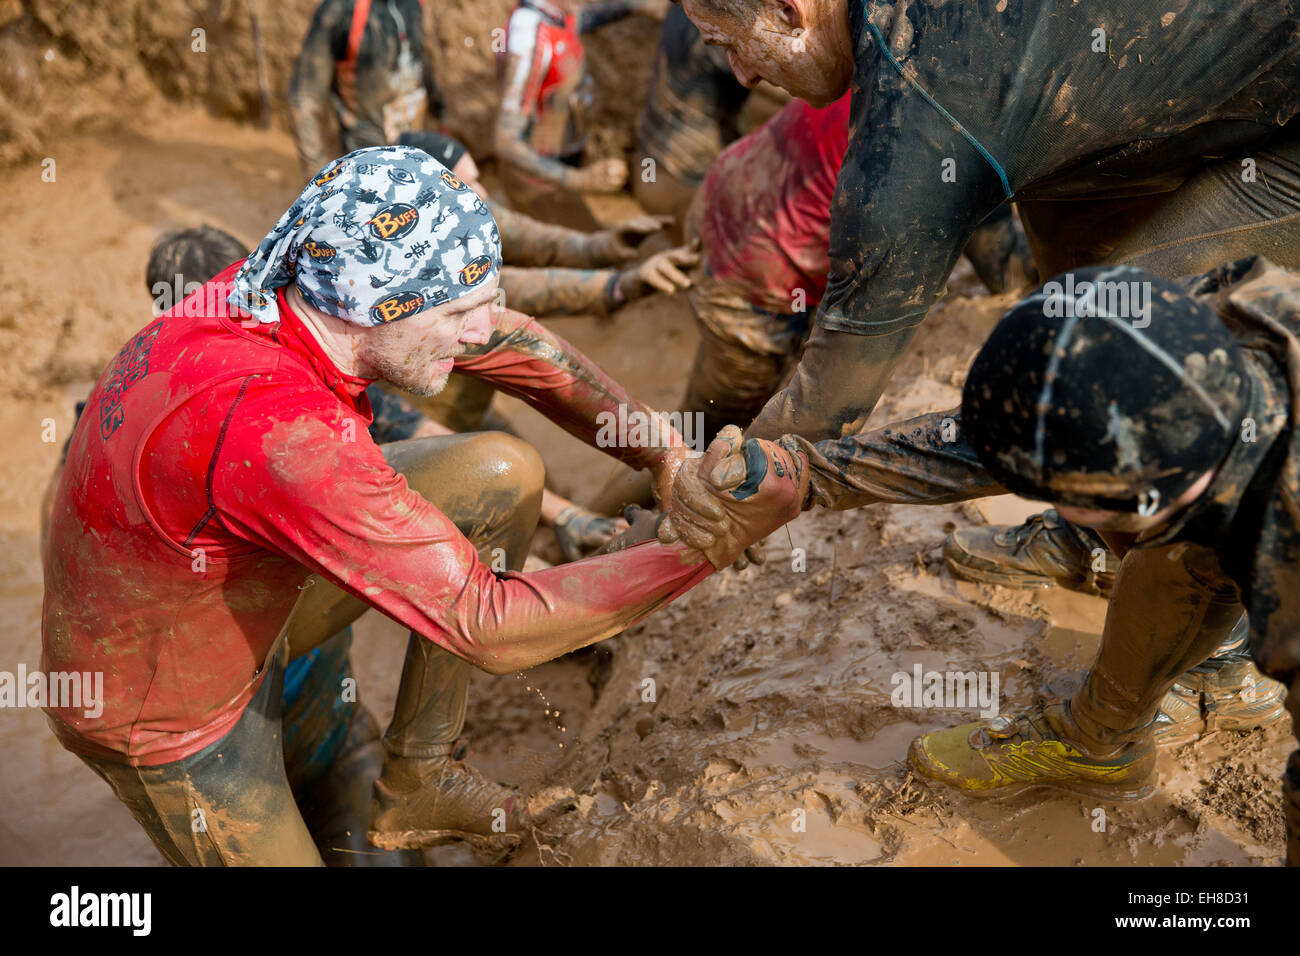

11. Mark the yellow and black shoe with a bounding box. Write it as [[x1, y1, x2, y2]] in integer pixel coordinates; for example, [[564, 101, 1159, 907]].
[[908, 702, 1155, 800]]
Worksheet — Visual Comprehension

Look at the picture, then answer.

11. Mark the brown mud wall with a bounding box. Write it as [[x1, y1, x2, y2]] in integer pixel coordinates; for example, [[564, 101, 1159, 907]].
[[0, 0, 655, 167]]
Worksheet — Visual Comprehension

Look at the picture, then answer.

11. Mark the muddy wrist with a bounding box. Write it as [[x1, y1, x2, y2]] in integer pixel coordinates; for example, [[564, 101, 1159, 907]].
[[776, 435, 814, 511], [586, 231, 621, 265], [563, 166, 588, 191], [611, 268, 638, 306]]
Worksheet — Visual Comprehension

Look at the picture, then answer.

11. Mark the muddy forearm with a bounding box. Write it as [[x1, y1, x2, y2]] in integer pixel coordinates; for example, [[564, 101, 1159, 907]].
[[490, 201, 610, 268], [454, 308, 681, 470], [786, 408, 1005, 511], [448, 541, 711, 674], [747, 321, 921, 443], [495, 109, 577, 187], [499, 266, 618, 317]]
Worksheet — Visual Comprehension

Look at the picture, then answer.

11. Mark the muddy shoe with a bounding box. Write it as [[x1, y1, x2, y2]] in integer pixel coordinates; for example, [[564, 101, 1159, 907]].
[[944, 508, 1116, 596], [1039, 649, 1289, 749], [1152, 659, 1288, 748], [908, 702, 1155, 800], [368, 739, 524, 850]]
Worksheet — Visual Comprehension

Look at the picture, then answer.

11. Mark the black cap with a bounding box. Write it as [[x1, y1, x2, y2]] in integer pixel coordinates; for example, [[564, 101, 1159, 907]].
[[398, 130, 469, 172], [146, 225, 248, 292], [962, 265, 1249, 514]]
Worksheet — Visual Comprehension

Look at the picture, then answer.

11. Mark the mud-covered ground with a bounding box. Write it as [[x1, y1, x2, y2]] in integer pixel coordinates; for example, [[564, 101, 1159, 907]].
[[0, 109, 1290, 867]]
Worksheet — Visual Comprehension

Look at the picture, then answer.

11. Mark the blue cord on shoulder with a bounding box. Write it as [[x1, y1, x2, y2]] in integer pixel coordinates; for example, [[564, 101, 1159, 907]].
[[862, 11, 1013, 200]]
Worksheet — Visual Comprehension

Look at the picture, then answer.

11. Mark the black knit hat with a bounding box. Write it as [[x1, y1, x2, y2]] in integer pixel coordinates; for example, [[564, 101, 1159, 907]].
[[398, 130, 469, 172], [145, 225, 248, 292], [962, 265, 1249, 515]]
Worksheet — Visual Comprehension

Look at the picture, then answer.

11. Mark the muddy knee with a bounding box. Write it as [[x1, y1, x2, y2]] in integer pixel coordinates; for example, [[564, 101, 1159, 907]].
[[446, 431, 544, 507]]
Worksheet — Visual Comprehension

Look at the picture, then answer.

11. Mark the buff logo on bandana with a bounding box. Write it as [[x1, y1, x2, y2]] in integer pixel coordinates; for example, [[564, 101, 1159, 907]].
[[228, 145, 501, 328], [459, 255, 494, 287]]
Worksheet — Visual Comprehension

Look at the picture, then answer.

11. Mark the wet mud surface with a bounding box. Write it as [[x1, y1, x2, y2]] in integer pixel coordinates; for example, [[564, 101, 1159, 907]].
[[0, 111, 1289, 866]]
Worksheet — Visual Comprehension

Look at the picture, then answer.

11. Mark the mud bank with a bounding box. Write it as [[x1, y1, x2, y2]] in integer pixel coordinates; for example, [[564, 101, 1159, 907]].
[[0, 0, 659, 166]]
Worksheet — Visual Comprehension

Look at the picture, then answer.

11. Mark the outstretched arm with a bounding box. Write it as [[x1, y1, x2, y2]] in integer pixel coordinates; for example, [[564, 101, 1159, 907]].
[[214, 388, 713, 675], [490, 200, 672, 269], [453, 307, 685, 503], [788, 409, 1005, 511], [498, 246, 696, 317]]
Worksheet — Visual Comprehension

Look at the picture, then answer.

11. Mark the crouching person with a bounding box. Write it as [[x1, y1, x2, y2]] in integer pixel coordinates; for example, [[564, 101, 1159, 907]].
[[909, 260, 1299, 864], [661, 259, 1300, 864], [39, 145, 798, 865]]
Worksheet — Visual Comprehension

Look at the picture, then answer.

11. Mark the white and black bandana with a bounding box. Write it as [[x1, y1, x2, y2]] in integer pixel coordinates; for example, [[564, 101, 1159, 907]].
[[229, 145, 501, 327]]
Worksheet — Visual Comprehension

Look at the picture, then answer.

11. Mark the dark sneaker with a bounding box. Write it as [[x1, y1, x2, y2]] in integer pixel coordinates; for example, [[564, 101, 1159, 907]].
[[944, 509, 1116, 596], [368, 739, 524, 850], [908, 702, 1155, 800]]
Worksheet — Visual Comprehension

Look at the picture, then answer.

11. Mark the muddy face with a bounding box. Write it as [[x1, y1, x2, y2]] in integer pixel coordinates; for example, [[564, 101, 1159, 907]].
[[681, 0, 854, 107], [361, 280, 498, 397]]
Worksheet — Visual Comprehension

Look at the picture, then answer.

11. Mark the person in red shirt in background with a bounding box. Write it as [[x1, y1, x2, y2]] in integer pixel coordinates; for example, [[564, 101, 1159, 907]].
[[496, 0, 670, 229], [594, 94, 1035, 513], [633, 2, 786, 238], [42, 145, 799, 864]]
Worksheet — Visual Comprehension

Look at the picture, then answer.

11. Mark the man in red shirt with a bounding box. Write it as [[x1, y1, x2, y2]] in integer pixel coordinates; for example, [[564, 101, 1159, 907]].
[[42, 145, 799, 864]]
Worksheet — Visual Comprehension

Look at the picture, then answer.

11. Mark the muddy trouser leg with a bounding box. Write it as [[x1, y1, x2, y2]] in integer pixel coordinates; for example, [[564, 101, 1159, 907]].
[[1063, 542, 1242, 757], [281, 628, 424, 866], [681, 326, 786, 445], [280, 430, 543, 758], [1108, 125, 1300, 276], [680, 294, 806, 448], [76, 636, 323, 866], [1018, 125, 1300, 281]]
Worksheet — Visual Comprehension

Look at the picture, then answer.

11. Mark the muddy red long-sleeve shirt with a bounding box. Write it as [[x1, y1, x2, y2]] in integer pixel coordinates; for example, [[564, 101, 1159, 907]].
[[692, 95, 849, 314], [42, 262, 710, 766]]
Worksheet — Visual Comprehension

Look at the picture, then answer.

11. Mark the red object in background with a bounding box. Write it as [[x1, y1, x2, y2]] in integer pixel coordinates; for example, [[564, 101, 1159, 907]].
[[694, 94, 851, 314]]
